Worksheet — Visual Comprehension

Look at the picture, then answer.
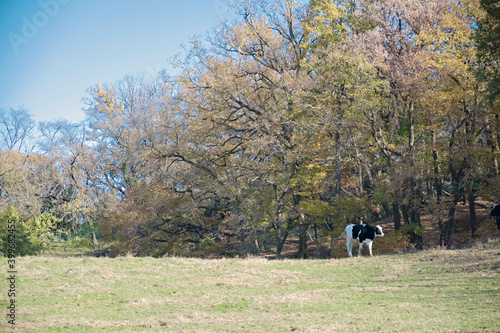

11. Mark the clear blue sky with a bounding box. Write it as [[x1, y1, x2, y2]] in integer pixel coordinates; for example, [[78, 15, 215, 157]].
[[0, 0, 234, 123]]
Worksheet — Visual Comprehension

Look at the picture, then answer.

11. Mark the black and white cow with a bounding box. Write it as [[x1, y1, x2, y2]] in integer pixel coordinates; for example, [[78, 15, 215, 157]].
[[337, 224, 384, 257]]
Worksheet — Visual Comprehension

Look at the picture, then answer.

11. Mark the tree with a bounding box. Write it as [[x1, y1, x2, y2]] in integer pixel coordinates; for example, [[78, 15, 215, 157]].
[[41, 0, 496, 258], [476, 0, 500, 102], [164, 0, 321, 259], [0, 106, 35, 152], [0, 150, 74, 252], [417, 0, 488, 244]]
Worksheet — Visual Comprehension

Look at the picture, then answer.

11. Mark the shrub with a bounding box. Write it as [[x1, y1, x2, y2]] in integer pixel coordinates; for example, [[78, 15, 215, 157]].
[[23, 212, 59, 250], [0, 207, 59, 256], [70, 236, 94, 249], [373, 230, 411, 254]]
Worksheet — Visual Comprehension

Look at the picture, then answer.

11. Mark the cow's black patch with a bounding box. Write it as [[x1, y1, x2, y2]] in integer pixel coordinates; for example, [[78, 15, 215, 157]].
[[359, 225, 376, 243], [351, 224, 363, 240], [492, 204, 500, 231], [490, 204, 500, 217], [352, 224, 378, 243]]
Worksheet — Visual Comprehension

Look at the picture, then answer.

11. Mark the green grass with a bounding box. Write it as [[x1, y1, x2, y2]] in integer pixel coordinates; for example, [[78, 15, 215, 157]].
[[1, 239, 499, 332]]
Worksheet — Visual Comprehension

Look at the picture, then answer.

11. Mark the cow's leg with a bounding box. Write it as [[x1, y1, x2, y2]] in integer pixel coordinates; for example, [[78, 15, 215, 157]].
[[346, 238, 353, 257], [358, 242, 363, 257], [367, 241, 373, 256]]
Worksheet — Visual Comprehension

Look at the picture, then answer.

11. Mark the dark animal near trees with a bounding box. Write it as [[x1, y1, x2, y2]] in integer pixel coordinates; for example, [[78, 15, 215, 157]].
[[337, 224, 384, 257], [489, 204, 500, 231]]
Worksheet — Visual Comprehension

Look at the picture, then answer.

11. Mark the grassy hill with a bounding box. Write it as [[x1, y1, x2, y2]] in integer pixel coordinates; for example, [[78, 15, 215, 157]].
[[1, 238, 499, 332]]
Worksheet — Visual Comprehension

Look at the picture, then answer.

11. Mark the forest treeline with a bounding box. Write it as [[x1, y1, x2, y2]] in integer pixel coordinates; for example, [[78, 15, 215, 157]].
[[1, 0, 499, 258]]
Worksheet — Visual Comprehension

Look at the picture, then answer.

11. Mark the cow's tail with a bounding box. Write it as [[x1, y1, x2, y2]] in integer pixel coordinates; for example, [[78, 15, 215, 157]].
[[334, 229, 346, 240]]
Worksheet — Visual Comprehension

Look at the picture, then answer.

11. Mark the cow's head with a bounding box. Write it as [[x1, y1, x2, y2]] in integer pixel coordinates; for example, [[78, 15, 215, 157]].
[[375, 225, 384, 237]]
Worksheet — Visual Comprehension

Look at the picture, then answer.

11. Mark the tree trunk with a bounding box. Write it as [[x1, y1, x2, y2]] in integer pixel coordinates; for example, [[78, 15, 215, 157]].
[[254, 238, 261, 252], [432, 131, 443, 204], [443, 203, 457, 248], [274, 184, 286, 260], [275, 219, 284, 260], [382, 202, 392, 219], [297, 225, 308, 259], [438, 217, 445, 247], [410, 208, 417, 225], [469, 190, 477, 237], [358, 158, 364, 196], [314, 223, 320, 258], [401, 204, 410, 225], [441, 170, 463, 247], [275, 213, 290, 259], [276, 229, 283, 260], [335, 132, 342, 196], [393, 201, 401, 231], [409, 211, 423, 250]]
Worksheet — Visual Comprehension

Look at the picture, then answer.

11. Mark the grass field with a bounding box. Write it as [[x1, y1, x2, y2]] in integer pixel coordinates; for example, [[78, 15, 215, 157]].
[[1, 239, 499, 332]]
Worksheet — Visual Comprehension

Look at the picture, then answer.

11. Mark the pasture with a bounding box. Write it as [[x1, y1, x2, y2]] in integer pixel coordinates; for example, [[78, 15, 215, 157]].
[[1, 239, 499, 332]]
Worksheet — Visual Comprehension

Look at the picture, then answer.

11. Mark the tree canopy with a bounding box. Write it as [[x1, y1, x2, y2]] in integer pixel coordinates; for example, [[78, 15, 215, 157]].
[[1, 0, 498, 258]]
